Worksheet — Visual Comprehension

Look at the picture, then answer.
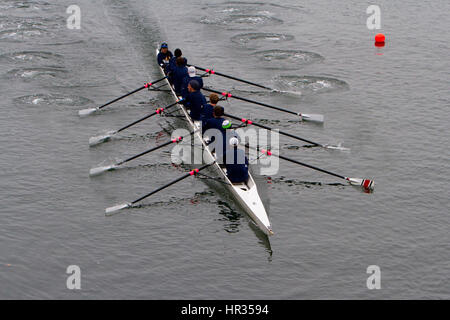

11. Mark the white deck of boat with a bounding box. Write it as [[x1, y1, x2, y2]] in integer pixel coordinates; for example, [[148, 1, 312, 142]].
[[156, 48, 272, 236]]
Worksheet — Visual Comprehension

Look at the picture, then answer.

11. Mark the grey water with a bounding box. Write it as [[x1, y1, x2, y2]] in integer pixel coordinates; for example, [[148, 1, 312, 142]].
[[0, 0, 449, 299]]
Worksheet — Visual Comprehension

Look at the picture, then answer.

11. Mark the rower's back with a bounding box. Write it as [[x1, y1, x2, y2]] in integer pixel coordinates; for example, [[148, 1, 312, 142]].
[[225, 147, 249, 183], [171, 57, 189, 95]]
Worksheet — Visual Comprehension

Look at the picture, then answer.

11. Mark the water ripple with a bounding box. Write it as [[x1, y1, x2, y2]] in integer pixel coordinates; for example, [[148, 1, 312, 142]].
[[7, 67, 68, 80], [14, 94, 93, 107], [274, 75, 349, 94], [199, 14, 283, 28], [0, 28, 48, 41], [0, 0, 52, 12], [0, 51, 63, 63], [231, 32, 294, 48], [253, 49, 324, 69]]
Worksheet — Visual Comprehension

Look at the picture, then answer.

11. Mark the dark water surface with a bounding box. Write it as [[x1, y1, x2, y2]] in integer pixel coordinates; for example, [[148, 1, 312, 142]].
[[0, 0, 449, 299]]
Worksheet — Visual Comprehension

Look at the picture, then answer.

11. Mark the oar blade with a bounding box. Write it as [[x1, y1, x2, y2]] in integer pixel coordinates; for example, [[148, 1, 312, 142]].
[[347, 178, 375, 192], [301, 113, 324, 123], [89, 131, 115, 147], [105, 202, 131, 216], [89, 164, 118, 177], [78, 107, 98, 117], [324, 143, 350, 151]]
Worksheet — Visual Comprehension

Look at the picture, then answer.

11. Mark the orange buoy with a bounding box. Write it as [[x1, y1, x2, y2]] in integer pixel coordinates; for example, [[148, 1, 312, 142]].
[[375, 33, 385, 43]]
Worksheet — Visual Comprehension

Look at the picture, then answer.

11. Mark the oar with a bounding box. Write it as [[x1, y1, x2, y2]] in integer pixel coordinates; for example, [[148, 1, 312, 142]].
[[189, 65, 275, 91], [78, 76, 167, 117], [250, 144, 374, 191], [89, 99, 182, 146], [202, 87, 324, 123], [224, 113, 347, 150], [90, 132, 195, 176], [105, 163, 213, 215]]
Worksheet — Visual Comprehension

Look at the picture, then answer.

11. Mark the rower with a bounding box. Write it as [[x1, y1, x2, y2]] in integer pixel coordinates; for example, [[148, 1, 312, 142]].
[[200, 93, 219, 126], [157, 43, 173, 73], [167, 48, 187, 76], [225, 137, 249, 183], [181, 66, 204, 97], [203, 105, 225, 133], [170, 57, 189, 95], [183, 80, 206, 121], [203, 109, 231, 161]]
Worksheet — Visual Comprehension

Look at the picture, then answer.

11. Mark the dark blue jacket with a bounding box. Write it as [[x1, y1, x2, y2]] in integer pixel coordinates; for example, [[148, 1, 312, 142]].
[[203, 117, 225, 134], [200, 103, 214, 125], [203, 117, 226, 158], [184, 90, 206, 120], [225, 148, 249, 183], [157, 51, 173, 69], [181, 76, 204, 98], [171, 66, 188, 95], [167, 56, 187, 74]]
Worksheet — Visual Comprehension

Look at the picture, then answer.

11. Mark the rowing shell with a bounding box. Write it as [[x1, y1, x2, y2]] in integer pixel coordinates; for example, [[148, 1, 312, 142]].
[[156, 49, 273, 236]]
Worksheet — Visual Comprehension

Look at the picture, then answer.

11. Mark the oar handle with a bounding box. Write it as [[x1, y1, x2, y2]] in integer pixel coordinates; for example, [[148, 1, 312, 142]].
[[224, 113, 321, 147], [131, 163, 213, 204], [191, 65, 274, 91], [202, 87, 298, 116]]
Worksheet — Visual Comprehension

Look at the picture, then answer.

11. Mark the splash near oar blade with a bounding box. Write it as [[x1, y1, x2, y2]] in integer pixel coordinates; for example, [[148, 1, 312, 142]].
[[89, 131, 116, 147], [89, 164, 119, 176], [105, 203, 131, 216], [300, 113, 324, 123], [346, 178, 375, 192], [78, 107, 99, 117]]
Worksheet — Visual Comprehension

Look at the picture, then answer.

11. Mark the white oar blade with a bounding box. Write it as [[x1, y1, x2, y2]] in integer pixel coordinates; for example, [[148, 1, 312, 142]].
[[78, 107, 98, 117], [89, 164, 117, 176], [347, 178, 375, 192], [324, 143, 350, 151], [301, 113, 324, 123], [105, 202, 131, 216], [89, 131, 115, 147]]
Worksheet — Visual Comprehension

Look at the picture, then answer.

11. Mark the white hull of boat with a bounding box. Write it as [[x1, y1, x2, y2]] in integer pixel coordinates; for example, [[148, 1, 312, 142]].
[[156, 49, 273, 236]]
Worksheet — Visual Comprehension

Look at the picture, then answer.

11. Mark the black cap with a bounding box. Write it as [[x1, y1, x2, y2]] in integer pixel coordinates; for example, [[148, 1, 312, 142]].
[[189, 80, 200, 90]]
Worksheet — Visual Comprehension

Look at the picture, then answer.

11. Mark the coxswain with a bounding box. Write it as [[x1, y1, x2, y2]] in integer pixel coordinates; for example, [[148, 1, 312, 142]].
[[225, 137, 249, 183], [183, 80, 206, 121], [157, 43, 173, 73]]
